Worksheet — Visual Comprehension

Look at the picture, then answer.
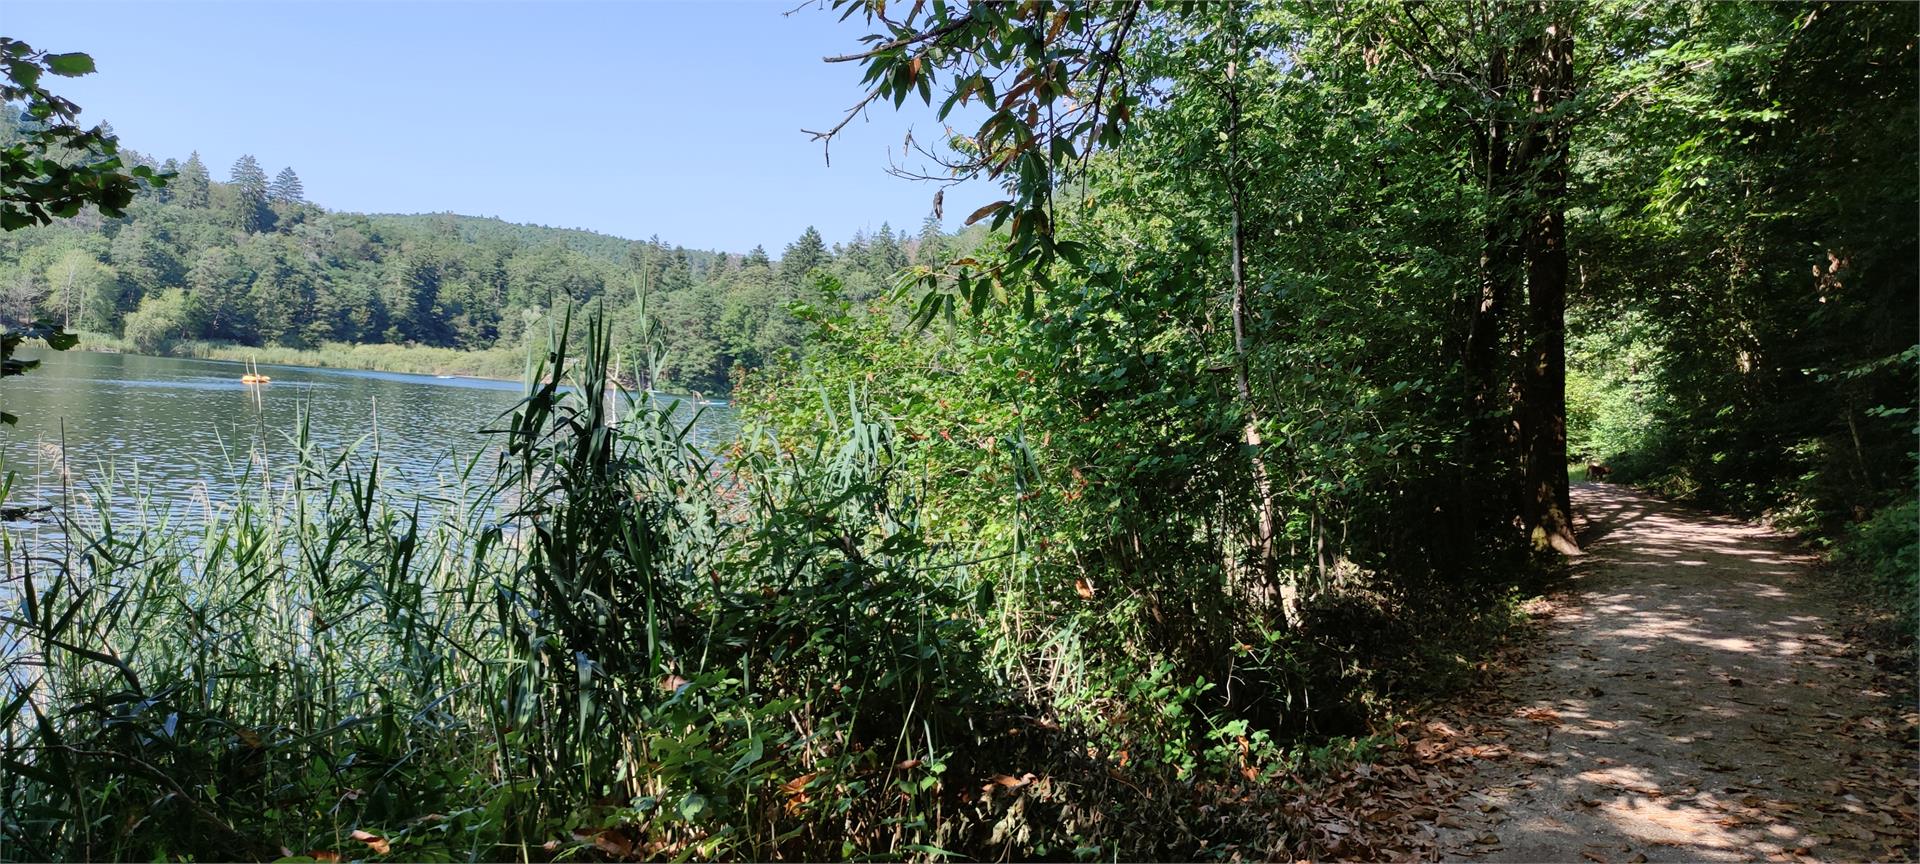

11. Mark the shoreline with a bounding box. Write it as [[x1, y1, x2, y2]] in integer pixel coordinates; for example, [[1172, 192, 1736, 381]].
[[57, 331, 530, 381], [39, 335, 730, 395]]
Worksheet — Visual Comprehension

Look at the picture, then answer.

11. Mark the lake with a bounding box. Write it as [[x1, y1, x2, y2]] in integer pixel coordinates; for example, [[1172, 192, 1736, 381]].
[[0, 350, 738, 536]]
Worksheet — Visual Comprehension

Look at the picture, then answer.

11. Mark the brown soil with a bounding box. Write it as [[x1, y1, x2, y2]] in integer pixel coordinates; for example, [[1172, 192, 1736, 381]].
[[1444, 483, 1919, 863]]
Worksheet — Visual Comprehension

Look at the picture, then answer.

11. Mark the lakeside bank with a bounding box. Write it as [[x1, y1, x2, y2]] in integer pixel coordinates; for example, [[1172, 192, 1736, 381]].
[[61, 331, 543, 383]]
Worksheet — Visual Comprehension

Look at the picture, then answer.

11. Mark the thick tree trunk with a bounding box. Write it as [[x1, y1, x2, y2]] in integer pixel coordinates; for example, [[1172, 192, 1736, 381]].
[[1518, 7, 1581, 556]]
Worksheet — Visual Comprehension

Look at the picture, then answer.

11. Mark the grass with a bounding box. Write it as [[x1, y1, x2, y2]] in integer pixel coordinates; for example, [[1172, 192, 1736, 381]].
[[67, 330, 532, 381]]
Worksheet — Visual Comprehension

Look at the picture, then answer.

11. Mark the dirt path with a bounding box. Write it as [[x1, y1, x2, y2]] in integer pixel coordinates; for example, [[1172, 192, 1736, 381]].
[[1453, 483, 1917, 863]]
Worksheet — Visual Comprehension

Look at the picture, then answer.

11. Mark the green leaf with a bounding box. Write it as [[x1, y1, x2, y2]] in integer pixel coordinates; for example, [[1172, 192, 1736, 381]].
[[44, 53, 95, 77], [8, 59, 41, 88]]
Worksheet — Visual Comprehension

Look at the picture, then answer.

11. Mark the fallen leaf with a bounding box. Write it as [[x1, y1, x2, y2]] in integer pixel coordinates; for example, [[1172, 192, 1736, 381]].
[[1517, 707, 1562, 725], [349, 830, 390, 856], [782, 772, 818, 795]]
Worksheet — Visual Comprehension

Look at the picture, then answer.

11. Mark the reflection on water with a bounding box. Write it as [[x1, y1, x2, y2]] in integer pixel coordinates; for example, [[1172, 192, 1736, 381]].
[[0, 351, 738, 543]]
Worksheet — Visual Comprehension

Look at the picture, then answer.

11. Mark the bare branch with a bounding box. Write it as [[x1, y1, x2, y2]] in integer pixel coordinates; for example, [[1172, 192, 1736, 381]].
[[802, 88, 887, 166]]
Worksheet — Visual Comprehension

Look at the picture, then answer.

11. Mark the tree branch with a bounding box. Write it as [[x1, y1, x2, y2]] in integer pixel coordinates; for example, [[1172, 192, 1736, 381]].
[[801, 88, 887, 166], [822, 14, 975, 64]]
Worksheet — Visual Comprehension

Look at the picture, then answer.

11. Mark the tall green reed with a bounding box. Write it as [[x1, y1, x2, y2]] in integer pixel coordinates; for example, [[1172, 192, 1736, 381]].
[[2, 304, 989, 861]]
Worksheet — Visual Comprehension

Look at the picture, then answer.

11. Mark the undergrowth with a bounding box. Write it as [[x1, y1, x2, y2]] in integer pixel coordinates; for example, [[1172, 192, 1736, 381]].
[[2, 307, 1535, 861]]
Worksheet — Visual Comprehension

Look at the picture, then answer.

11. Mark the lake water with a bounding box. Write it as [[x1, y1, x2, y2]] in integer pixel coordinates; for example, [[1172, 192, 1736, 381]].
[[0, 351, 738, 535]]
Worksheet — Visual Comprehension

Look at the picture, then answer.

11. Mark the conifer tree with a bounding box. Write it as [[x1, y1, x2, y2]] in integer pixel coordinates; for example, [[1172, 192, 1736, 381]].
[[743, 245, 772, 273], [913, 212, 945, 265], [175, 152, 211, 208], [156, 158, 180, 203], [871, 221, 907, 279], [227, 154, 270, 232], [662, 247, 692, 293], [268, 166, 304, 204], [780, 226, 827, 284]]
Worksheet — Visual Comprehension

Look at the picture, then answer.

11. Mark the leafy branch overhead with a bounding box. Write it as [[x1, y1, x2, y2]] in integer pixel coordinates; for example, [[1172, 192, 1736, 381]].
[[1, 37, 170, 231], [2, 36, 171, 416], [0, 318, 78, 424], [815, 1, 1146, 323]]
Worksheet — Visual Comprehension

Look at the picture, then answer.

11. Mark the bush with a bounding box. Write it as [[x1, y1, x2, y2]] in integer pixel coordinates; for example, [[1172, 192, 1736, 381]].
[[1837, 497, 1919, 643]]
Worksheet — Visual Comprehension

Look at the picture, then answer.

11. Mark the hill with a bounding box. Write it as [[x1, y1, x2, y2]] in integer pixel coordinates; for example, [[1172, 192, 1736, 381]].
[[0, 122, 961, 392]]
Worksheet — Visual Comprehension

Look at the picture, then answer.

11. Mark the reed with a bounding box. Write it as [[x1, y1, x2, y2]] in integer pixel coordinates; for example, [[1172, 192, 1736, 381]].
[[1, 307, 987, 861]]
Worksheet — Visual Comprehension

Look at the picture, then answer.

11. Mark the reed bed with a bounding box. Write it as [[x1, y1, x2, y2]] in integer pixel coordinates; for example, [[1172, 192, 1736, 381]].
[[1, 312, 998, 861]]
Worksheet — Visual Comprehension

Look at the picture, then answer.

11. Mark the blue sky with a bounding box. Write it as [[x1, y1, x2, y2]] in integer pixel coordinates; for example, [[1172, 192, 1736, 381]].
[[7, 1, 994, 252]]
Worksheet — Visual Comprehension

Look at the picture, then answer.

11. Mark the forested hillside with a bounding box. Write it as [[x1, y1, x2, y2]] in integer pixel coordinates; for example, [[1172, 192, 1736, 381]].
[[0, 113, 975, 390]]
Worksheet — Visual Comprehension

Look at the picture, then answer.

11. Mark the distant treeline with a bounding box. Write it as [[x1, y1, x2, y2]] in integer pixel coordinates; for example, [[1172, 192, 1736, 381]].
[[0, 111, 979, 392]]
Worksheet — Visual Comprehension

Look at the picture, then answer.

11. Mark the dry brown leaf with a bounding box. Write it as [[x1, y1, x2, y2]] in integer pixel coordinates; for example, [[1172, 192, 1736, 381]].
[[570, 828, 636, 859], [1517, 707, 1562, 725], [349, 830, 391, 856], [782, 772, 818, 796]]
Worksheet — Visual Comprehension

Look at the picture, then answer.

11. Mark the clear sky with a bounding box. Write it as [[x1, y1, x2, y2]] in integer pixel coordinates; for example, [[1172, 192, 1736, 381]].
[[6, 1, 994, 252]]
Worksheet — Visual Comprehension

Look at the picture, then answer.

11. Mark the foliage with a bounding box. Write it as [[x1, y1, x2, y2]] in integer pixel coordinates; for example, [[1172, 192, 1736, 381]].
[[0, 313, 989, 860], [0, 38, 167, 230], [1567, 2, 1917, 543], [0, 317, 76, 424], [0, 166, 966, 392], [3, 2, 1913, 860], [1837, 496, 1919, 644], [1, 36, 169, 418]]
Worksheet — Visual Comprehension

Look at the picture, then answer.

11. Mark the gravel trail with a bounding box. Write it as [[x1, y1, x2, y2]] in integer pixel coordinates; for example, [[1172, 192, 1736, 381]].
[[1459, 483, 1918, 863]]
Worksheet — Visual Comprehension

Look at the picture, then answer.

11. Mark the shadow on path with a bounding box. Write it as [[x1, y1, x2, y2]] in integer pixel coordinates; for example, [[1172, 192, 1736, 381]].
[[1458, 483, 1918, 863]]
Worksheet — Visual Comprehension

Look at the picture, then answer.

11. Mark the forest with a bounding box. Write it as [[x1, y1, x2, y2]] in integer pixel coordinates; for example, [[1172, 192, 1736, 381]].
[[1, 1, 1915, 862], [0, 114, 978, 390]]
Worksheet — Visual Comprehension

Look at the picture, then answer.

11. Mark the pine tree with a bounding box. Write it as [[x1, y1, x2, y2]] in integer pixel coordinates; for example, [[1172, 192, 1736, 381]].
[[227, 155, 271, 232], [914, 212, 946, 265], [176, 152, 211, 208], [780, 226, 827, 284], [743, 245, 773, 274], [268, 167, 304, 204], [156, 158, 179, 203], [871, 221, 908, 279], [662, 247, 692, 294]]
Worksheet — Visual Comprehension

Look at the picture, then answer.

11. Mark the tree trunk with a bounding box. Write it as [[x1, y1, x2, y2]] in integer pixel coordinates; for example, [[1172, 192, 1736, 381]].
[[1224, 34, 1287, 620], [1518, 6, 1581, 556], [1460, 43, 1523, 561]]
